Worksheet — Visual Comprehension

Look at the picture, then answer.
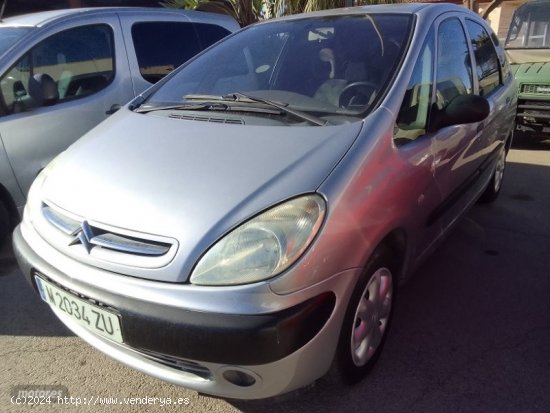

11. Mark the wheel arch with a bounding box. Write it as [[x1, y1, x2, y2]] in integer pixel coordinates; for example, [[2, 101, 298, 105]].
[[373, 228, 408, 282], [0, 183, 20, 231]]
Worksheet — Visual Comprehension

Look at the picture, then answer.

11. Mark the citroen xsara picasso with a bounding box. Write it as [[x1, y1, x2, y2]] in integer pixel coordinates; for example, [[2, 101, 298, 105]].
[[14, 4, 517, 399]]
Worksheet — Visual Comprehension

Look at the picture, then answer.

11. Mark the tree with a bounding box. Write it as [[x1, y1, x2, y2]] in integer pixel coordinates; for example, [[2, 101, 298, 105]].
[[161, 0, 405, 26]]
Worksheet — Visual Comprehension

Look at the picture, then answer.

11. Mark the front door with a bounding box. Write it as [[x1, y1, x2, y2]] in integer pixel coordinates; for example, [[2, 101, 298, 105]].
[[0, 17, 133, 202]]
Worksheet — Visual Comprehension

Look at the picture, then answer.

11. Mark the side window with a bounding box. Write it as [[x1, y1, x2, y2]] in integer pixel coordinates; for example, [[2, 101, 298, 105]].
[[194, 23, 231, 49], [465, 20, 501, 96], [491, 31, 512, 82], [132, 22, 200, 84], [435, 18, 473, 110], [395, 32, 435, 144], [0, 24, 114, 116], [0, 54, 31, 116]]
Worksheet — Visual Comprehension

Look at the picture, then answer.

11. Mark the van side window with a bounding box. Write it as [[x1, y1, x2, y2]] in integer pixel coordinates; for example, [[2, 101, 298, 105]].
[[194, 23, 231, 49], [131, 22, 201, 84], [0, 24, 114, 116], [465, 20, 502, 96], [395, 32, 435, 144]]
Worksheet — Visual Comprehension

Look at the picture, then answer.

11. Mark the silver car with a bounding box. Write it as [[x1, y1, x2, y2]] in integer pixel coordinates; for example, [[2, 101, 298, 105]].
[[14, 3, 517, 400], [0, 7, 238, 243]]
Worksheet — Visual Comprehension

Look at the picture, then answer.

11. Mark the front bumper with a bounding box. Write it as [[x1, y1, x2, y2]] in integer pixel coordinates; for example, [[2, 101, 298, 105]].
[[515, 97, 550, 134], [13, 222, 359, 399]]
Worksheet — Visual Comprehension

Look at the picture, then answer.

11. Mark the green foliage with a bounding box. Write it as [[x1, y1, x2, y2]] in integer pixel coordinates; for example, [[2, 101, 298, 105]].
[[160, 0, 404, 25], [160, 0, 202, 9]]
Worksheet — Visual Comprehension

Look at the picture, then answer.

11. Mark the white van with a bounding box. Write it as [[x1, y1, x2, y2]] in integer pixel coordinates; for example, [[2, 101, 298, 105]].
[[0, 7, 238, 242]]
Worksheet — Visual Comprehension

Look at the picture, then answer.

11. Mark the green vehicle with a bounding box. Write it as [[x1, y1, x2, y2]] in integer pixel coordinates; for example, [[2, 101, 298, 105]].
[[505, 0, 550, 140]]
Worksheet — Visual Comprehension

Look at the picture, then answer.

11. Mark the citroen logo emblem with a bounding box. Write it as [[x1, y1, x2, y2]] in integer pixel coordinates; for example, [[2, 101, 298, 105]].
[[69, 220, 94, 254]]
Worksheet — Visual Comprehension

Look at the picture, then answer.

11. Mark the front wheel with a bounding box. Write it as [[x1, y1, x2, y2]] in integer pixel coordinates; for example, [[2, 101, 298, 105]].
[[333, 246, 396, 384], [478, 145, 506, 204]]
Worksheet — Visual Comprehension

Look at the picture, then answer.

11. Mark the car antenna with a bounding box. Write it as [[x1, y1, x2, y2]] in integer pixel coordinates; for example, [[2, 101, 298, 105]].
[[0, 1, 6, 22]]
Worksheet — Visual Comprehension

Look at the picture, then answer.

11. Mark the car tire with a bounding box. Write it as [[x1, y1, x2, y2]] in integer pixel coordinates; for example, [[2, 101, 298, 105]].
[[478, 145, 506, 204], [0, 201, 9, 246], [333, 246, 397, 384]]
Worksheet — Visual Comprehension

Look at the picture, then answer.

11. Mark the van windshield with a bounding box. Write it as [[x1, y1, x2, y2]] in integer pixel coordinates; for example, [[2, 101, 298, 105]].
[[143, 14, 412, 124], [0, 27, 32, 55], [505, 2, 550, 49]]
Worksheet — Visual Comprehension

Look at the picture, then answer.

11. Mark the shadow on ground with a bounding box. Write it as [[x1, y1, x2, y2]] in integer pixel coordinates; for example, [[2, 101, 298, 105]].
[[511, 133, 550, 150]]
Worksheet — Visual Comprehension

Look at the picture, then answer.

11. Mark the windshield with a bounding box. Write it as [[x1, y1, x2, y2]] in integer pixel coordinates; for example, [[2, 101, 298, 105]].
[[505, 2, 550, 48], [143, 14, 412, 124], [0, 27, 32, 55]]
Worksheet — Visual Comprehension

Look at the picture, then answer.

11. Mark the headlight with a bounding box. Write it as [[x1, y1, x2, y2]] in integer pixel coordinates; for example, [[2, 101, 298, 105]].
[[190, 194, 326, 286]]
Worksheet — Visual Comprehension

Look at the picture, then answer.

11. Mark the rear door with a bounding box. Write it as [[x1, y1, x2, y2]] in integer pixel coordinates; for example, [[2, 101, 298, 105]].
[[464, 18, 516, 154], [0, 14, 133, 200]]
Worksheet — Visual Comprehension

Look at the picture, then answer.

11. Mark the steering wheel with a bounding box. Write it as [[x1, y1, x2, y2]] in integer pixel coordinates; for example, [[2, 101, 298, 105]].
[[339, 81, 378, 109]]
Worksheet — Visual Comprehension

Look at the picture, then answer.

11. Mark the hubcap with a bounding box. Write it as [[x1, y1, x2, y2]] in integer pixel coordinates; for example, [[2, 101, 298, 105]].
[[494, 149, 506, 192], [350, 267, 393, 367]]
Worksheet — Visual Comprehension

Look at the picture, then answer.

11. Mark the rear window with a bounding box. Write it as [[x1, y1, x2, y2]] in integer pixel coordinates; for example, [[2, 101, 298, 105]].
[[132, 22, 231, 84], [465, 20, 501, 96], [195, 23, 231, 49]]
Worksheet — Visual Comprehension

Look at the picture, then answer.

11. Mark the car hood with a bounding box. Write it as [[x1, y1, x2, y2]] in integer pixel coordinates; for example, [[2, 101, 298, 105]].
[[510, 61, 550, 84], [41, 109, 362, 282], [506, 48, 550, 65]]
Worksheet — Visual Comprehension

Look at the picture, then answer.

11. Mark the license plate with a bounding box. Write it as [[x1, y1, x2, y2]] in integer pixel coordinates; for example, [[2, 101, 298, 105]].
[[35, 276, 123, 343]]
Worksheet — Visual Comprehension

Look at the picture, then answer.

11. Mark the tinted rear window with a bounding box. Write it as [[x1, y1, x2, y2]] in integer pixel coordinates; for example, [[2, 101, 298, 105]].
[[132, 22, 201, 83]]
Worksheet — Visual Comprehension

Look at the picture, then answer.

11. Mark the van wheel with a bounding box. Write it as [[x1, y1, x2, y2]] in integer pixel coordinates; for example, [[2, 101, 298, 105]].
[[479, 145, 506, 204], [334, 246, 396, 384], [0, 201, 9, 245]]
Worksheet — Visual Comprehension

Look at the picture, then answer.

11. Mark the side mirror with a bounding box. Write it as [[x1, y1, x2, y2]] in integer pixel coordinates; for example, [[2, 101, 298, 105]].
[[429, 94, 489, 132], [28, 73, 59, 107]]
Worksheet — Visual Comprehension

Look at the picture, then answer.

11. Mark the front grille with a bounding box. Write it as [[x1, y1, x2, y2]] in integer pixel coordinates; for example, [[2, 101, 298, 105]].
[[521, 84, 550, 95], [41, 203, 173, 258], [168, 113, 244, 124], [137, 348, 213, 380], [516, 98, 550, 125]]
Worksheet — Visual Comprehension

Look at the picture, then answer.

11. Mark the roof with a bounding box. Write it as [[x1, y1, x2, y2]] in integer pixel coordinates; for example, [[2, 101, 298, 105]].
[[0, 7, 236, 28], [260, 3, 467, 23]]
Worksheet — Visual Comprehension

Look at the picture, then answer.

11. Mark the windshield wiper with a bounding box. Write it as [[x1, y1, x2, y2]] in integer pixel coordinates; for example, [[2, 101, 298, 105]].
[[230, 92, 329, 126], [185, 93, 329, 126], [134, 102, 227, 114], [134, 101, 282, 115]]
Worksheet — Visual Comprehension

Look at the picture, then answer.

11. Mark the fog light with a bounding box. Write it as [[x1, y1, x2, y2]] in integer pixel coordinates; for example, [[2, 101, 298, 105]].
[[222, 369, 256, 387]]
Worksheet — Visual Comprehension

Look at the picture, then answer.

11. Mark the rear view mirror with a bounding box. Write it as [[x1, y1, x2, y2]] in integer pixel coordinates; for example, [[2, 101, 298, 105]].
[[429, 94, 489, 132]]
